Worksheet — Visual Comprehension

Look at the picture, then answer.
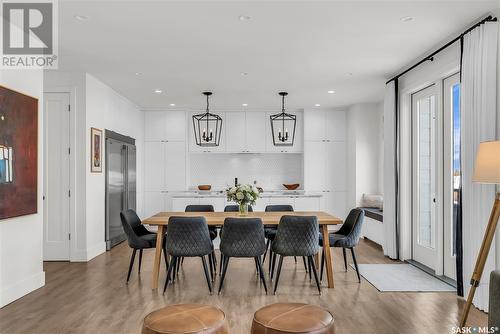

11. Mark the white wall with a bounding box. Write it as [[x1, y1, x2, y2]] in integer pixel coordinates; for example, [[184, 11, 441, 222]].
[[346, 102, 384, 209], [85, 74, 144, 258], [189, 153, 303, 190], [0, 69, 45, 307]]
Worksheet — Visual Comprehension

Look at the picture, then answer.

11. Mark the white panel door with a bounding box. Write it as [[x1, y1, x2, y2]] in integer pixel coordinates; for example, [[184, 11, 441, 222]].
[[144, 111, 168, 141], [326, 141, 347, 191], [144, 142, 166, 191], [246, 111, 267, 152], [165, 141, 186, 191], [43, 93, 70, 260], [304, 110, 325, 141], [164, 111, 187, 141], [304, 141, 326, 191], [225, 112, 246, 152], [326, 111, 346, 141]]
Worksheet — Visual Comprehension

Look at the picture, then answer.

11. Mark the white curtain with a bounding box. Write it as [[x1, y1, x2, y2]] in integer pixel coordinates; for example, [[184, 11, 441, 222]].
[[383, 80, 398, 259], [461, 21, 498, 312]]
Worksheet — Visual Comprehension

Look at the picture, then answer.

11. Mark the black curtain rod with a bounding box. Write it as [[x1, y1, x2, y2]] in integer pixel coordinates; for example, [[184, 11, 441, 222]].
[[386, 15, 497, 84]]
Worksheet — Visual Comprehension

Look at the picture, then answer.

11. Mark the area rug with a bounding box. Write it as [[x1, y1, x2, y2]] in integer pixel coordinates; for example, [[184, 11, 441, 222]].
[[351, 264, 455, 292]]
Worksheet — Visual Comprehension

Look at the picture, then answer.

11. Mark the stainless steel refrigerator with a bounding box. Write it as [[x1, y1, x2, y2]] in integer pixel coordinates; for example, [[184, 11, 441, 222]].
[[105, 131, 136, 250]]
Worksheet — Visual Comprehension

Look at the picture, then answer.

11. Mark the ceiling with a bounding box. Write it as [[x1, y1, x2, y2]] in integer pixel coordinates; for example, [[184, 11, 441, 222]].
[[57, 1, 499, 110]]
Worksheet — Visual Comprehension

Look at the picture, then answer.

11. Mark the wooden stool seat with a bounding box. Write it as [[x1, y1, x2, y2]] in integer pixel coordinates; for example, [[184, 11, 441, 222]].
[[142, 304, 228, 334], [251, 303, 335, 334]]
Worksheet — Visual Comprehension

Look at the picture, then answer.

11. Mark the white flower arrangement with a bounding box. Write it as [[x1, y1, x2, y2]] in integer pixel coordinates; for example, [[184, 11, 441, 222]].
[[226, 184, 260, 205]]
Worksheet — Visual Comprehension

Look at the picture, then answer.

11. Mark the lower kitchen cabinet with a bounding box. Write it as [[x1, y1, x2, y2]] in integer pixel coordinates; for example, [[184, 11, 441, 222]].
[[172, 197, 225, 211]]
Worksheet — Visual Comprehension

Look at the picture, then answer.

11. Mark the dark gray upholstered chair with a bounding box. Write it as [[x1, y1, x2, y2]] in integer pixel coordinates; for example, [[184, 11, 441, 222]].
[[218, 218, 267, 294], [185, 205, 217, 275], [320, 208, 365, 282], [224, 205, 254, 212], [271, 215, 321, 294], [490, 271, 500, 329], [163, 216, 215, 294], [120, 209, 168, 283]]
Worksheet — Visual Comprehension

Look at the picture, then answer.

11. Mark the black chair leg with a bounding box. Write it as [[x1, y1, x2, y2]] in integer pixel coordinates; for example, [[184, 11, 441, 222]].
[[302, 256, 308, 273], [254, 257, 260, 276], [256, 256, 268, 294], [201, 256, 213, 294], [342, 248, 348, 272], [138, 249, 143, 274], [268, 248, 274, 274], [294, 256, 297, 263], [218, 256, 230, 294], [273, 255, 284, 295], [270, 252, 277, 280], [172, 256, 178, 282], [126, 249, 137, 283], [162, 246, 169, 269], [307, 256, 312, 280], [163, 256, 176, 294], [176, 257, 181, 275], [309, 256, 321, 294], [212, 252, 217, 276], [263, 239, 271, 263], [350, 248, 361, 283], [208, 252, 214, 281], [320, 248, 325, 282]]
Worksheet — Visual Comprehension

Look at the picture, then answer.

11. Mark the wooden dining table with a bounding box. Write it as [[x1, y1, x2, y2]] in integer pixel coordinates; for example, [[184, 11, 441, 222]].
[[142, 211, 343, 290]]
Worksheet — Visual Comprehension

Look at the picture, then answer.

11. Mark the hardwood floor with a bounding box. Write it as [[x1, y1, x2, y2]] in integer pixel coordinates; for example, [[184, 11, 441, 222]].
[[0, 239, 486, 333]]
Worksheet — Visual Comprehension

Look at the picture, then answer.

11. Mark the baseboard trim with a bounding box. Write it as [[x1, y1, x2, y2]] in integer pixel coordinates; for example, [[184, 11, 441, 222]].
[[0, 271, 45, 308]]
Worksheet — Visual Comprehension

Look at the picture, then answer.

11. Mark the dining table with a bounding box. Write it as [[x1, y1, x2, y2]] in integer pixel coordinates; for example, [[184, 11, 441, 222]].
[[142, 211, 343, 290]]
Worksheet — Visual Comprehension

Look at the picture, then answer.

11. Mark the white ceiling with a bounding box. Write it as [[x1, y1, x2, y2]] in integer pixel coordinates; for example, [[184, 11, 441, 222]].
[[57, 1, 499, 110]]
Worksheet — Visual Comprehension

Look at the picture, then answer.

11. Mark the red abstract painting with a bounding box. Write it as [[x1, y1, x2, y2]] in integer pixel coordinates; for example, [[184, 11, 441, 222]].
[[0, 86, 38, 220]]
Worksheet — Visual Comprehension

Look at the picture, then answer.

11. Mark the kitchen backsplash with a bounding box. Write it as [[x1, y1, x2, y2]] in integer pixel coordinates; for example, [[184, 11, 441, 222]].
[[189, 153, 303, 191]]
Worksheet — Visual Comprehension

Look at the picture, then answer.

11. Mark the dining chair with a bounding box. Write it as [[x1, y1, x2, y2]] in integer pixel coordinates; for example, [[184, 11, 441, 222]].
[[120, 209, 168, 283], [271, 215, 321, 294], [262, 205, 307, 274], [319, 208, 365, 283], [185, 205, 217, 276], [218, 217, 267, 294], [163, 216, 215, 294], [223, 205, 254, 212]]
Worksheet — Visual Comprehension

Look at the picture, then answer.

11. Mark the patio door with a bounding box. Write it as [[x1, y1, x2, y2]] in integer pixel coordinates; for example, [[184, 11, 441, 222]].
[[411, 84, 441, 270]]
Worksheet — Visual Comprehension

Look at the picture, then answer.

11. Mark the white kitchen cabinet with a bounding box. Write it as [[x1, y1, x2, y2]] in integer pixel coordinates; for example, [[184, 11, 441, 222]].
[[304, 141, 327, 191], [172, 197, 194, 211], [361, 216, 385, 246], [267, 197, 295, 207], [198, 197, 225, 211], [321, 191, 347, 219], [165, 141, 186, 190], [246, 112, 267, 152], [144, 111, 186, 142], [144, 191, 164, 218], [189, 112, 226, 153], [325, 141, 347, 191], [304, 110, 346, 142], [144, 142, 166, 191], [294, 197, 321, 211], [172, 197, 225, 211], [144, 141, 186, 191], [225, 112, 246, 152], [265, 111, 303, 153]]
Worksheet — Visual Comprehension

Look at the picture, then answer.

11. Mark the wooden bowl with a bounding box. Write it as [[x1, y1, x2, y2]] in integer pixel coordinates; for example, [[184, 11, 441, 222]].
[[283, 183, 300, 190], [198, 185, 212, 191]]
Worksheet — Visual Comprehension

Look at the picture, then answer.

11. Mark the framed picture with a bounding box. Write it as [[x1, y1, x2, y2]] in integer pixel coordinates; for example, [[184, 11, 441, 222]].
[[0, 85, 38, 220], [90, 127, 102, 173]]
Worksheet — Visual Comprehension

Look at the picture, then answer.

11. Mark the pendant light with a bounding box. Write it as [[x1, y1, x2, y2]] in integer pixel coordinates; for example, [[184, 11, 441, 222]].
[[192, 92, 223, 146], [270, 92, 296, 146]]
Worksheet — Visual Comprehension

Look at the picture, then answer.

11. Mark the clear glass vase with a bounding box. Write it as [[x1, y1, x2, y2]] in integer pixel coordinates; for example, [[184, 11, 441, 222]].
[[239, 203, 249, 216]]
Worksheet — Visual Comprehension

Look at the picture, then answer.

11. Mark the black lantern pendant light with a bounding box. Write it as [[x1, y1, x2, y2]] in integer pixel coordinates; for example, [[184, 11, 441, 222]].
[[270, 92, 296, 146], [192, 92, 223, 146]]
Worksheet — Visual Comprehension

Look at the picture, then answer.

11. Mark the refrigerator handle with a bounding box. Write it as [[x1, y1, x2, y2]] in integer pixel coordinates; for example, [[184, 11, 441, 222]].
[[122, 144, 128, 211]]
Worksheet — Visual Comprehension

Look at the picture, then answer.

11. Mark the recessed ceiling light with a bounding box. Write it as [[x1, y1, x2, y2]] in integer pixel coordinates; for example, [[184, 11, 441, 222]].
[[240, 72, 248, 76], [315, 104, 321, 107], [327, 90, 335, 94], [154, 89, 163, 94], [74, 14, 89, 21], [400, 16, 414, 22], [135, 72, 142, 76], [242, 103, 248, 107], [239, 15, 251, 21], [169, 103, 176, 106]]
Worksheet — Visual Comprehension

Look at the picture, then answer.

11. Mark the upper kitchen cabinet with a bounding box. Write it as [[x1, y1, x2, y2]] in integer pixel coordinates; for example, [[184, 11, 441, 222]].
[[304, 110, 346, 142], [189, 111, 226, 152], [144, 110, 186, 142], [265, 111, 303, 153], [225, 111, 267, 153], [144, 141, 186, 191]]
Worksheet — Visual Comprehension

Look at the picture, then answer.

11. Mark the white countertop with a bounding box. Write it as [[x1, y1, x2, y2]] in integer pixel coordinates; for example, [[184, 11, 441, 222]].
[[171, 190, 322, 198]]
